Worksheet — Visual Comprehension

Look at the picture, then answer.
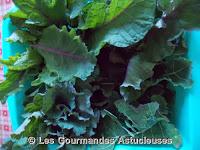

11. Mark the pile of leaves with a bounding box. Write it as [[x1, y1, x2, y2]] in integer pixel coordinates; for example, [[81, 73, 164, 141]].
[[0, 0, 199, 149]]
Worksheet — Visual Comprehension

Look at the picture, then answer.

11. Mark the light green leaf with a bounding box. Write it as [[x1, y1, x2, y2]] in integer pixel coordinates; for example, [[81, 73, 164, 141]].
[[6, 30, 36, 43], [0, 70, 25, 103], [8, 49, 43, 71], [85, 0, 156, 55], [12, 113, 43, 139], [34, 25, 96, 82], [80, 0, 132, 29], [4, 9, 27, 19], [0, 55, 20, 66], [13, 0, 67, 26]]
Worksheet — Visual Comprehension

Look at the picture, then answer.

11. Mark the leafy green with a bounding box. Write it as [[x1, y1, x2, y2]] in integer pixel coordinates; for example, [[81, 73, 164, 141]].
[[34, 25, 96, 82], [141, 120, 182, 148], [8, 49, 43, 71], [122, 55, 155, 90], [80, 0, 133, 29], [84, 0, 157, 55], [0, 70, 24, 103], [165, 0, 200, 29], [140, 28, 177, 62], [0, 49, 42, 104], [31, 68, 58, 86], [2, 0, 199, 149], [6, 30, 36, 43], [25, 93, 43, 112], [161, 57, 193, 88], [13, 0, 67, 26], [115, 100, 161, 133], [68, 0, 90, 19], [100, 110, 130, 137]]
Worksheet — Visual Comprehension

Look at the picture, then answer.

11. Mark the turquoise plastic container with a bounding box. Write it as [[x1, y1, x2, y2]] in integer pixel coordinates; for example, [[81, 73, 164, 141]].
[[2, 9, 200, 150], [2, 11, 27, 131]]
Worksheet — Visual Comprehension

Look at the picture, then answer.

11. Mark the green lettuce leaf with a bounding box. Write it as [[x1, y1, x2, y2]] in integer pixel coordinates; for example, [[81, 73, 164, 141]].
[[84, 0, 156, 55], [31, 68, 58, 86], [0, 70, 25, 103], [34, 25, 96, 82], [8, 49, 43, 71], [25, 93, 43, 112], [13, 0, 67, 26], [6, 30, 37, 43], [115, 100, 161, 132], [80, 0, 133, 29]]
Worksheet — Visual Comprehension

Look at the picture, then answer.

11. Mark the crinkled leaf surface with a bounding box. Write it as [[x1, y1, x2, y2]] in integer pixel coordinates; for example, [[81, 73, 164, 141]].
[[120, 80, 152, 102], [42, 83, 100, 137], [115, 100, 160, 132], [2, 0, 198, 149], [85, 0, 156, 55], [80, 0, 133, 29], [34, 25, 96, 82], [31, 68, 58, 86], [13, 0, 67, 25]]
